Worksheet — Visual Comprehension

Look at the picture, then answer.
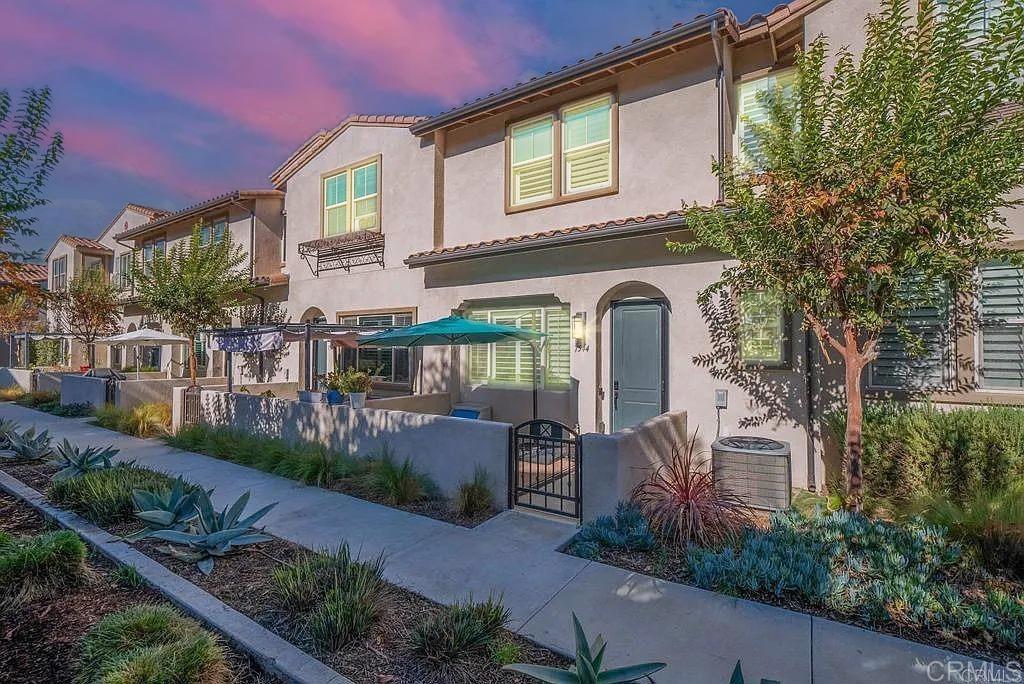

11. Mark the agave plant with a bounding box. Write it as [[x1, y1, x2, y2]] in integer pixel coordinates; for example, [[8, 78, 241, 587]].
[[503, 613, 665, 683], [52, 439, 122, 481], [3, 427, 53, 461], [147, 489, 276, 574], [0, 419, 19, 449], [127, 476, 202, 541], [730, 660, 780, 684], [631, 432, 754, 548]]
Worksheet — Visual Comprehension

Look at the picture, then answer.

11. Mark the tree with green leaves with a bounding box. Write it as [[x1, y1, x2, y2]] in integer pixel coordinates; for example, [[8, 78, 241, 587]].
[[0, 88, 63, 273], [673, 0, 1024, 507], [50, 268, 121, 367], [132, 222, 250, 386]]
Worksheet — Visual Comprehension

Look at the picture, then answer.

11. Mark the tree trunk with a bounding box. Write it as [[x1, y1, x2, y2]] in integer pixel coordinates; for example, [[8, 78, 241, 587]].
[[843, 329, 867, 511], [188, 334, 198, 388], [86, 342, 95, 368]]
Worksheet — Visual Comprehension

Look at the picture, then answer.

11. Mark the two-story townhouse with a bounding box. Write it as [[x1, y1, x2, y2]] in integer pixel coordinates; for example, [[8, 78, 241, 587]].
[[44, 203, 169, 366], [1, 262, 49, 366], [109, 190, 287, 379]]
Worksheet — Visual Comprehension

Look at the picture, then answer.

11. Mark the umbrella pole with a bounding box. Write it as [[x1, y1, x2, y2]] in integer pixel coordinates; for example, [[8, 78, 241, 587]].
[[135, 346, 140, 381], [530, 341, 539, 421]]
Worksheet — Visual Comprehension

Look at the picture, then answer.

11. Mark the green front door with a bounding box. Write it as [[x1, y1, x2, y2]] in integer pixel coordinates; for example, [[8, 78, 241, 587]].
[[611, 301, 666, 432]]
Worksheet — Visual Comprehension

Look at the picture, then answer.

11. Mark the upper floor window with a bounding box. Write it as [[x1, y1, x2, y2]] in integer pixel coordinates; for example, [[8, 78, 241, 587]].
[[735, 71, 795, 169], [51, 256, 67, 291], [115, 252, 133, 289], [507, 93, 616, 211], [199, 219, 227, 247], [142, 238, 165, 274], [323, 157, 380, 237]]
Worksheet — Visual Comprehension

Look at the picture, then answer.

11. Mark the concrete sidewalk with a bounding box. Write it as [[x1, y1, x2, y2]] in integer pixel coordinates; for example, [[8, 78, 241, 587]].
[[1, 403, 1008, 684]]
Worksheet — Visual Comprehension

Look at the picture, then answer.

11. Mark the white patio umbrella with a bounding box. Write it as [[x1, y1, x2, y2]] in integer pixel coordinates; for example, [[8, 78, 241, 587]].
[[97, 329, 190, 380]]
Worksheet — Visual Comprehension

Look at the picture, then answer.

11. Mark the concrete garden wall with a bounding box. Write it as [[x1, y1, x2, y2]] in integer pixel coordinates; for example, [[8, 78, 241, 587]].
[[61, 375, 107, 407], [116, 376, 226, 410], [365, 392, 451, 415], [0, 367, 34, 391], [199, 390, 511, 505], [36, 371, 78, 394], [580, 410, 688, 520]]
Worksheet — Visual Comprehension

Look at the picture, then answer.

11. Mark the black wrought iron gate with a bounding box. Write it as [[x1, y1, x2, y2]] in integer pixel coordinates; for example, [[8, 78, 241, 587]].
[[510, 419, 581, 521]]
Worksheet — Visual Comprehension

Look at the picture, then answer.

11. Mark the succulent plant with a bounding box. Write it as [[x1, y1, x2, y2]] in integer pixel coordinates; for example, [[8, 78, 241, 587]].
[[730, 660, 780, 684], [0, 419, 19, 449], [128, 476, 202, 540], [503, 612, 665, 683], [3, 427, 53, 461], [52, 439, 123, 481], [147, 489, 276, 574]]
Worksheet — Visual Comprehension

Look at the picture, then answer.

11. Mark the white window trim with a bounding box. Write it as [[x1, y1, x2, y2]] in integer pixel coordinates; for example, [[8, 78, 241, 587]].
[[322, 156, 381, 237], [733, 69, 796, 167], [468, 306, 570, 391]]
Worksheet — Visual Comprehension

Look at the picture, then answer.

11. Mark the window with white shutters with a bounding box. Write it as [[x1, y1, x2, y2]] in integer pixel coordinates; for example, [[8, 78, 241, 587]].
[[738, 290, 788, 367], [467, 304, 570, 388], [869, 279, 952, 390], [562, 95, 612, 194], [980, 260, 1024, 389], [507, 93, 615, 210], [735, 71, 795, 169]]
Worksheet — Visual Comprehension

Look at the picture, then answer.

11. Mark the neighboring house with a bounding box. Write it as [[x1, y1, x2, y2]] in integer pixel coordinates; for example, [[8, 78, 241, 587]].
[[0, 262, 48, 365], [113, 190, 287, 378]]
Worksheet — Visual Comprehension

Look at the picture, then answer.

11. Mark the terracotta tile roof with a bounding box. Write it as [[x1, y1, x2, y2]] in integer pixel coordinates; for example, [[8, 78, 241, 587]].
[[405, 210, 689, 266], [99, 202, 172, 240], [0, 261, 48, 284], [115, 189, 284, 240], [57, 235, 113, 253], [270, 114, 426, 188], [410, 1, 825, 135]]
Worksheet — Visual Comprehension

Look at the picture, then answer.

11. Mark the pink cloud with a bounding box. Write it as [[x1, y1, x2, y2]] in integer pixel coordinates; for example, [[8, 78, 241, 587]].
[[59, 120, 212, 198]]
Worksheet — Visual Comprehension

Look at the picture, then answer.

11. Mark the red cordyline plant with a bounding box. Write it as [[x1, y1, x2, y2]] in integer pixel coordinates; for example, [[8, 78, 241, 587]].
[[631, 432, 754, 548]]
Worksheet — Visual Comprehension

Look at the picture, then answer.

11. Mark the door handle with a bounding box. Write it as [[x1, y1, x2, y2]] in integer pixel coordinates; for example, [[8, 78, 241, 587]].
[[613, 381, 619, 410]]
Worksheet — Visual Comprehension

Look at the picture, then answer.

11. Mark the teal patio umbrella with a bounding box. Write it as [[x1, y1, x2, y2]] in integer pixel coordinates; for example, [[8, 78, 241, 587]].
[[359, 315, 546, 418]]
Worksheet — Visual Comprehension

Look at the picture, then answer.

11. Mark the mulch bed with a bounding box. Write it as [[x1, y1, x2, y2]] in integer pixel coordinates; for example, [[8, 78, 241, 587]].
[[572, 541, 1024, 666], [0, 461, 569, 683], [0, 490, 274, 684]]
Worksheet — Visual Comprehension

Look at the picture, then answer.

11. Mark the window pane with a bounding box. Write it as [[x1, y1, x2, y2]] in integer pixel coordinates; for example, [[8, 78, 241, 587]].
[[354, 162, 378, 199], [466, 305, 569, 387], [736, 72, 795, 168], [511, 118, 553, 164], [739, 291, 785, 364], [563, 97, 611, 150], [980, 260, 1024, 389], [325, 206, 347, 236], [353, 196, 378, 231], [324, 172, 347, 206], [869, 277, 949, 389]]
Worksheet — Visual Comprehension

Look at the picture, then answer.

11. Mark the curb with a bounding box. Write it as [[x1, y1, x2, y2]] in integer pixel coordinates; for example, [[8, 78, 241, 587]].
[[0, 469, 353, 684]]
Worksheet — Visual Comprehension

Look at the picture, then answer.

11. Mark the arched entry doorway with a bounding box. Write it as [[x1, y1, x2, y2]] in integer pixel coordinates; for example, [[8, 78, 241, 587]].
[[595, 282, 670, 433], [298, 307, 328, 390]]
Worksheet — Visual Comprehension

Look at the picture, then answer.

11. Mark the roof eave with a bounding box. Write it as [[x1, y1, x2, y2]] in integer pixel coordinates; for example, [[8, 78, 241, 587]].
[[115, 190, 284, 241], [404, 215, 690, 268], [410, 10, 727, 136]]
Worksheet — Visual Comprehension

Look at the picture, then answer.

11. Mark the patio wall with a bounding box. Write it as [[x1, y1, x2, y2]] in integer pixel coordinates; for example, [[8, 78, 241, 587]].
[[61, 375, 107, 407], [0, 367, 34, 391], [116, 376, 226, 411], [365, 392, 451, 415], [198, 390, 511, 504], [234, 382, 300, 400], [37, 371, 80, 394], [580, 410, 688, 520]]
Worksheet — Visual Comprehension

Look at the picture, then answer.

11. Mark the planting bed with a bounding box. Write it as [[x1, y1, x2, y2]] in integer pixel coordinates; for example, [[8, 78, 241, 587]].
[[0, 489, 272, 684], [0, 459, 567, 684]]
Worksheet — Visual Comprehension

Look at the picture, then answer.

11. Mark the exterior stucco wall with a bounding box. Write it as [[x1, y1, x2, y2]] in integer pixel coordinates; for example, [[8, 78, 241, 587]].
[[0, 367, 34, 391], [61, 374, 107, 407], [442, 43, 720, 248]]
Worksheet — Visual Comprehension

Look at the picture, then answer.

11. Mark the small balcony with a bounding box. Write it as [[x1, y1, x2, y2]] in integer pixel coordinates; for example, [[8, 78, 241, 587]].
[[297, 230, 384, 277]]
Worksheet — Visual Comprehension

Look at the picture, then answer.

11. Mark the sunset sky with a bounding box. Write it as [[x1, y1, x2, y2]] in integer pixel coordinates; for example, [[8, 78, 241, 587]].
[[3, 0, 784, 256]]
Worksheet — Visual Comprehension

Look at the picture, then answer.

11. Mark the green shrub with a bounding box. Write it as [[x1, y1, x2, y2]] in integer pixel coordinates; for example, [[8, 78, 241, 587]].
[[0, 386, 26, 402], [569, 502, 656, 559], [827, 402, 1024, 506], [95, 403, 171, 438], [49, 402, 94, 417], [902, 483, 1024, 578], [454, 467, 494, 518], [14, 390, 59, 408], [76, 604, 229, 684], [50, 465, 177, 524], [687, 509, 1024, 650], [111, 564, 147, 589], [270, 545, 386, 651], [0, 530, 87, 609], [360, 449, 433, 505], [410, 596, 510, 668]]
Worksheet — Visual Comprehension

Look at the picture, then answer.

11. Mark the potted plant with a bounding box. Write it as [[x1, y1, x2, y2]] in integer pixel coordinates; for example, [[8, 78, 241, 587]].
[[340, 366, 372, 409], [323, 371, 345, 405]]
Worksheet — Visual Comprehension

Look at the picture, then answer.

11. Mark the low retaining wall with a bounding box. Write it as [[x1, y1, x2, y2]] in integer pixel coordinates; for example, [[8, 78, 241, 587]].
[[234, 382, 299, 400], [580, 410, 688, 520], [36, 370, 77, 394], [61, 374, 108, 407], [0, 367, 34, 391], [365, 392, 451, 415], [199, 390, 510, 504], [116, 376, 226, 410]]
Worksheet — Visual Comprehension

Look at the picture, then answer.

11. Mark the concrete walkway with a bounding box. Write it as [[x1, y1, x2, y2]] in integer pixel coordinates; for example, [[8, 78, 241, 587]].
[[2, 403, 1009, 684]]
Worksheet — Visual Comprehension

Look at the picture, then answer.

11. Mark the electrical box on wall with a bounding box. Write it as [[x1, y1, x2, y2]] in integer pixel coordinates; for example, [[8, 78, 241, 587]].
[[715, 389, 728, 409]]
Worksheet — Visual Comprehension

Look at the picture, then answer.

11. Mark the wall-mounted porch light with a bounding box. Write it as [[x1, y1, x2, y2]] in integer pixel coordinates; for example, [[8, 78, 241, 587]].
[[572, 312, 588, 351]]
